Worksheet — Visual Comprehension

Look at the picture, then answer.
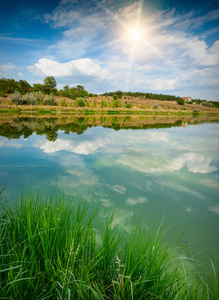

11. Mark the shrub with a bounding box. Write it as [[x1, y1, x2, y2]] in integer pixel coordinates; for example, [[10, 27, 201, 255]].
[[34, 91, 44, 104], [125, 103, 133, 108], [101, 100, 108, 108], [9, 91, 23, 105], [0, 90, 6, 97], [112, 99, 122, 108], [193, 109, 200, 113], [202, 101, 213, 107], [61, 98, 67, 106], [177, 98, 185, 105], [154, 104, 159, 109], [75, 98, 87, 107], [43, 94, 57, 106], [23, 93, 38, 105]]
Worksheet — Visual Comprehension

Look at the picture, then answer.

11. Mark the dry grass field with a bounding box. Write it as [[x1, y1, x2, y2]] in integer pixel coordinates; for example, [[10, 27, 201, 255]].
[[0, 95, 218, 114]]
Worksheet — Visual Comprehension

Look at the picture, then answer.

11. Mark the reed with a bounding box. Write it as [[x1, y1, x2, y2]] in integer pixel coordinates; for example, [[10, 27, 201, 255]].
[[0, 192, 217, 299]]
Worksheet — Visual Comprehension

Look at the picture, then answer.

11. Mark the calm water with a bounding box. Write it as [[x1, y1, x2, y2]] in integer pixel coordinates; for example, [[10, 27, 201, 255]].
[[0, 115, 219, 265]]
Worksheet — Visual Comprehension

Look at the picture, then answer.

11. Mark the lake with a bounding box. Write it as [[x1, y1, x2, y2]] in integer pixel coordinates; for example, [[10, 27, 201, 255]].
[[0, 114, 219, 269]]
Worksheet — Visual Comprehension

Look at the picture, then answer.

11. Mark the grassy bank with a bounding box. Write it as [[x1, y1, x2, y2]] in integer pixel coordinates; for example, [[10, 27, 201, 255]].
[[0, 193, 218, 299], [1, 107, 219, 117]]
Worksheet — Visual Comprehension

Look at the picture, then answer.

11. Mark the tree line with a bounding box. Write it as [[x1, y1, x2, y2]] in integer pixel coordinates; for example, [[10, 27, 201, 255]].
[[0, 76, 89, 100], [0, 76, 217, 107]]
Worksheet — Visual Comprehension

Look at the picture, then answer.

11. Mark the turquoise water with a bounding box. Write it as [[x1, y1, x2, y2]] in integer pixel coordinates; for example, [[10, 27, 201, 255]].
[[0, 117, 219, 265]]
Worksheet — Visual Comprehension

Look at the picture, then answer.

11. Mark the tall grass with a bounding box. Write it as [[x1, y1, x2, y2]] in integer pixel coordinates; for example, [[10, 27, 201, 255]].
[[0, 193, 217, 299]]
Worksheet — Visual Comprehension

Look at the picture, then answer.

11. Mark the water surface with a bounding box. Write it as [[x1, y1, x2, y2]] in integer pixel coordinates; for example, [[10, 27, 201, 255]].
[[0, 115, 219, 266]]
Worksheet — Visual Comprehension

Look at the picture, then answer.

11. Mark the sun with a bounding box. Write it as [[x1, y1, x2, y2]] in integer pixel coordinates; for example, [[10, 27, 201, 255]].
[[130, 29, 141, 39], [129, 27, 143, 42]]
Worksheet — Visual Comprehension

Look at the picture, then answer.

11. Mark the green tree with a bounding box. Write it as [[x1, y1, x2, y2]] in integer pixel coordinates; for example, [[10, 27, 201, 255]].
[[63, 85, 70, 91], [43, 76, 57, 94], [19, 80, 32, 94], [116, 90, 123, 99], [76, 85, 84, 92], [32, 83, 45, 93], [80, 90, 88, 98]]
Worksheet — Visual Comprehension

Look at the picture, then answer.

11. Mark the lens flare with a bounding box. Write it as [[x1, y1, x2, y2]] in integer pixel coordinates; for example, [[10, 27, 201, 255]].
[[130, 28, 142, 40]]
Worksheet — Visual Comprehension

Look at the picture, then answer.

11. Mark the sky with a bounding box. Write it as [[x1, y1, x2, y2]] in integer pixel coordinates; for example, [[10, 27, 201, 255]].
[[0, 0, 219, 100]]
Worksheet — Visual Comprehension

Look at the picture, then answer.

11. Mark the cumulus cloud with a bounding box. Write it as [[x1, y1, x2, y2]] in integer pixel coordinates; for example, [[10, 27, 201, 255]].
[[27, 58, 112, 80], [34, 138, 104, 155], [25, 1, 219, 98], [126, 196, 148, 206], [117, 152, 217, 175], [170, 153, 217, 174]]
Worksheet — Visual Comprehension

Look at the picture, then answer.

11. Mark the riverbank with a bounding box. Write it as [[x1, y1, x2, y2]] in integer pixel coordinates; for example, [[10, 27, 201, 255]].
[[1, 94, 219, 116], [0, 192, 218, 299]]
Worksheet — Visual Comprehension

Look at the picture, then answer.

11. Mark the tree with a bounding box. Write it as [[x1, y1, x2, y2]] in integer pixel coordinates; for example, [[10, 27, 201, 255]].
[[43, 76, 57, 94], [116, 90, 123, 99], [19, 80, 32, 94], [63, 85, 70, 91], [32, 83, 45, 93], [76, 85, 84, 92]]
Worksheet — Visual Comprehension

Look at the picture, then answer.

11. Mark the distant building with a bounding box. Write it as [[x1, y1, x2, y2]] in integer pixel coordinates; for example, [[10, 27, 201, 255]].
[[182, 97, 192, 102]]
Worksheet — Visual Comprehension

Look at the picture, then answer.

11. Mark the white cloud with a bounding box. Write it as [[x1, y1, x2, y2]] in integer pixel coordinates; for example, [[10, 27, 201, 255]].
[[34, 138, 104, 155], [170, 153, 217, 174], [0, 63, 15, 75], [18, 72, 23, 76], [208, 204, 219, 214], [199, 178, 219, 189], [126, 196, 148, 206], [27, 58, 112, 80], [25, 2, 219, 98], [157, 180, 205, 199], [45, 10, 80, 28], [111, 185, 126, 194], [0, 139, 22, 149], [186, 207, 192, 213], [117, 152, 217, 175]]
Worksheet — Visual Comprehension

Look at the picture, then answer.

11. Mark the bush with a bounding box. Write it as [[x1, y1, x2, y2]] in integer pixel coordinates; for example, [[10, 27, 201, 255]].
[[125, 103, 133, 108], [154, 104, 159, 109], [61, 98, 67, 106], [101, 100, 108, 108], [9, 91, 23, 105], [177, 98, 185, 105], [193, 109, 200, 113], [34, 91, 44, 104], [43, 94, 57, 106], [0, 90, 6, 97], [202, 101, 213, 107], [23, 93, 38, 105], [112, 99, 122, 108], [75, 98, 87, 107]]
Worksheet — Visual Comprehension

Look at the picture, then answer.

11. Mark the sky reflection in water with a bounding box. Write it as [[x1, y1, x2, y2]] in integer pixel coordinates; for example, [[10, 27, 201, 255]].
[[0, 119, 219, 263]]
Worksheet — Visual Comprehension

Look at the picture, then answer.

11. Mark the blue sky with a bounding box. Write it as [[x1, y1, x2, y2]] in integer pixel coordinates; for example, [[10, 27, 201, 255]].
[[0, 0, 219, 100]]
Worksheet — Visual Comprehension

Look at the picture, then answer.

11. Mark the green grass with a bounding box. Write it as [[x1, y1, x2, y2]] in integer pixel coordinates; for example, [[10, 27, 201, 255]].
[[0, 192, 218, 299]]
